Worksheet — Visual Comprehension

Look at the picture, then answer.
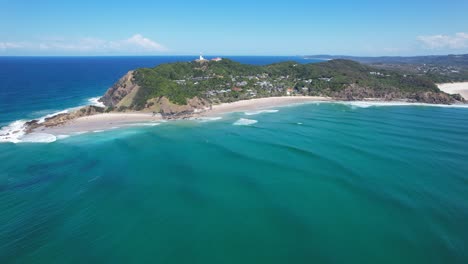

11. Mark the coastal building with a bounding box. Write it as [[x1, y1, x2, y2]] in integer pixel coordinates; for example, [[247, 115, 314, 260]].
[[196, 55, 222, 62], [236, 81, 248, 87]]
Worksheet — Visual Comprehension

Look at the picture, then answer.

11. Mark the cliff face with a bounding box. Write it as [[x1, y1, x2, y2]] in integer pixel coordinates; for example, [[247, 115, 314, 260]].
[[99, 71, 140, 107], [99, 69, 210, 118]]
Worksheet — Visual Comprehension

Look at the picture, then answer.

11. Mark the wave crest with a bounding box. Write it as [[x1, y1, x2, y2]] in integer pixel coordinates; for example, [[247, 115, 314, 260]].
[[233, 118, 258, 126], [88, 97, 105, 108], [244, 109, 279, 116], [0, 120, 27, 143], [20, 133, 57, 143]]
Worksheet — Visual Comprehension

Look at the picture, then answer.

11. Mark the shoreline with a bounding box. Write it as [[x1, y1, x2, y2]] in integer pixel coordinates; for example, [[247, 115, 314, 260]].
[[1, 95, 468, 143], [31, 96, 332, 137], [31, 112, 163, 135], [201, 96, 333, 117], [29, 95, 468, 137], [438, 82, 468, 100]]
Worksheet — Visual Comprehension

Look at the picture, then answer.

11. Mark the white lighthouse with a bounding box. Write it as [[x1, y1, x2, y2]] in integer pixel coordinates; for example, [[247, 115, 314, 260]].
[[198, 52, 207, 61]]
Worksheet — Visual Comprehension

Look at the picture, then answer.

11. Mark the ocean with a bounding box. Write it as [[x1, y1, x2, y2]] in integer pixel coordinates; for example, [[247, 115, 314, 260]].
[[1, 57, 468, 263]]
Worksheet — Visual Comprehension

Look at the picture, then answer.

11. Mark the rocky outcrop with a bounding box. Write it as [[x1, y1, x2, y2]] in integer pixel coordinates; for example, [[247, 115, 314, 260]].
[[330, 84, 390, 100], [328, 83, 463, 104], [99, 71, 139, 107], [25, 106, 104, 132], [409, 91, 459, 104], [145, 96, 210, 119]]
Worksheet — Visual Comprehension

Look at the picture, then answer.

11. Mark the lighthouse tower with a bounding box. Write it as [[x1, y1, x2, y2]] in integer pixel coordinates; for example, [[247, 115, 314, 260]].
[[198, 53, 207, 61]]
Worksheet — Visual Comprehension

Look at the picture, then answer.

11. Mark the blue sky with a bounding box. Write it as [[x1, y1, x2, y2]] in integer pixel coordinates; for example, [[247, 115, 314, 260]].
[[1, 0, 468, 56]]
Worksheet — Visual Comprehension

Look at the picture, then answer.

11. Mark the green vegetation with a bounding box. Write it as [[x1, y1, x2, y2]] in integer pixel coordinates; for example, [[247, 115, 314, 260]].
[[130, 58, 456, 107]]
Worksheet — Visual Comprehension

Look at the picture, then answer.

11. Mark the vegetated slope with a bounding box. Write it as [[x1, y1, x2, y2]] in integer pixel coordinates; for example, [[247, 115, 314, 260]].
[[100, 59, 464, 112]]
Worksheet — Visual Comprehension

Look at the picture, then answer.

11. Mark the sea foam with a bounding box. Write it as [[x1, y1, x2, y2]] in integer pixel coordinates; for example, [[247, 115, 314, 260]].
[[56, 135, 71, 140], [88, 97, 106, 108], [195, 117, 223, 122], [244, 109, 279, 115], [37, 109, 70, 124], [20, 133, 57, 143], [0, 120, 28, 143], [233, 118, 258, 126], [338, 101, 468, 109], [0, 96, 106, 143], [123, 122, 161, 127]]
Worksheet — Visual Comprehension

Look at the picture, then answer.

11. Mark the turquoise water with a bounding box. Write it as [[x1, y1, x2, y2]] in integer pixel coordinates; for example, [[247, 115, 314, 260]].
[[1, 102, 468, 263]]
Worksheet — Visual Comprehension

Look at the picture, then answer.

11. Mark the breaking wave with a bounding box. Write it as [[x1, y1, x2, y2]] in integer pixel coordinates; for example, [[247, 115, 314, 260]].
[[0, 96, 105, 143], [0, 120, 28, 143], [194, 117, 223, 122], [88, 97, 105, 108], [233, 118, 258, 126], [337, 101, 468, 109], [20, 133, 57, 143], [244, 109, 279, 115]]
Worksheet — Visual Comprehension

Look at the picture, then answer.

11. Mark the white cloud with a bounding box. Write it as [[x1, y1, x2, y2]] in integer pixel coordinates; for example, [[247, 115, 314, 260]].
[[0, 34, 168, 53], [0, 42, 26, 50], [123, 34, 167, 51], [417, 32, 468, 50]]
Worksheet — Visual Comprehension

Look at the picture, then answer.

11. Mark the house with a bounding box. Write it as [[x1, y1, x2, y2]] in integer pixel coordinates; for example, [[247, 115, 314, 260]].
[[236, 81, 248, 87], [211, 57, 222, 62], [286, 88, 294, 96], [232, 87, 243, 92]]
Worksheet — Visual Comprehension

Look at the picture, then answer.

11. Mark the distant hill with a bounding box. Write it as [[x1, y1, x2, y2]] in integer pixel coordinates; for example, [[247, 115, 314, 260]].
[[304, 54, 468, 83], [305, 54, 468, 67]]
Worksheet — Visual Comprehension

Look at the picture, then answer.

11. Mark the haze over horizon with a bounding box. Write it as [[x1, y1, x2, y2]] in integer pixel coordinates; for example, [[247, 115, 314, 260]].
[[1, 0, 468, 56]]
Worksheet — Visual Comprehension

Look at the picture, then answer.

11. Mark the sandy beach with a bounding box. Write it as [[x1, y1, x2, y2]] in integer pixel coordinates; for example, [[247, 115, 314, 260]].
[[202, 96, 332, 116], [438, 82, 468, 99], [33, 112, 163, 135], [31, 96, 331, 136]]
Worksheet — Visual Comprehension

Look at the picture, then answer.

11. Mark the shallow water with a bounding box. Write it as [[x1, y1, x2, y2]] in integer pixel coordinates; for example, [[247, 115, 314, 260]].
[[1, 103, 468, 263]]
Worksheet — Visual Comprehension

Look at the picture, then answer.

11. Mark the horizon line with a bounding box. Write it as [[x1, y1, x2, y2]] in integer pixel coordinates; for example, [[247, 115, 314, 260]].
[[0, 53, 467, 58]]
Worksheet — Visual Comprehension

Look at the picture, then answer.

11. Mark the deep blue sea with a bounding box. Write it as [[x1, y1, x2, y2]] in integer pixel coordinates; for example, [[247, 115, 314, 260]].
[[1, 57, 468, 263]]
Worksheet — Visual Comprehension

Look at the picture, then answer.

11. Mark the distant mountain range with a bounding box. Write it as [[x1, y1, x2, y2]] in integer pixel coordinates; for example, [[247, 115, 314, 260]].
[[304, 54, 468, 83], [304, 54, 468, 67]]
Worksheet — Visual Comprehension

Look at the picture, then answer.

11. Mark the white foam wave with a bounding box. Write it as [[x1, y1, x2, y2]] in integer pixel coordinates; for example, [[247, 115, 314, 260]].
[[244, 109, 279, 115], [57, 135, 70, 140], [0, 95, 105, 143], [73, 131, 89, 135], [338, 101, 468, 109], [37, 109, 70, 124], [194, 117, 223, 122], [124, 122, 161, 127], [136, 123, 161, 126], [20, 133, 57, 143], [88, 97, 105, 108], [93, 130, 105, 133], [0, 120, 27, 143], [233, 118, 258, 126]]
